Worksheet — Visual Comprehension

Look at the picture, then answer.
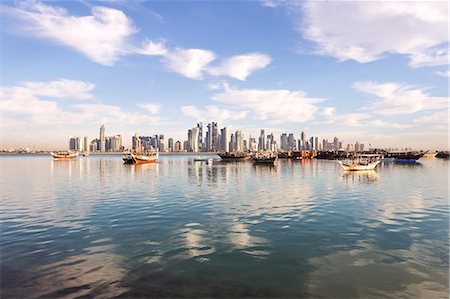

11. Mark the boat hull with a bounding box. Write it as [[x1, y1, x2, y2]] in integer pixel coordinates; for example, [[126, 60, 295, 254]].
[[338, 160, 380, 171], [51, 152, 78, 160], [123, 153, 158, 164], [218, 153, 251, 161]]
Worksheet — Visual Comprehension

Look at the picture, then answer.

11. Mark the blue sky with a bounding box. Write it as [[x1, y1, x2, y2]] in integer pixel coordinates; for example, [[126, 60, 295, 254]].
[[1, 0, 448, 150]]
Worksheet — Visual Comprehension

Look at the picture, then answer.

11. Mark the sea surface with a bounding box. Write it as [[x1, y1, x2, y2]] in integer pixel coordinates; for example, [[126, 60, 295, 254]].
[[1, 154, 449, 298]]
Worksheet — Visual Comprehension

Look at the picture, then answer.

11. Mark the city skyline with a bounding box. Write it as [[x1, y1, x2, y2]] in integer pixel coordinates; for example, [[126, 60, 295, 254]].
[[1, 1, 448, 150]]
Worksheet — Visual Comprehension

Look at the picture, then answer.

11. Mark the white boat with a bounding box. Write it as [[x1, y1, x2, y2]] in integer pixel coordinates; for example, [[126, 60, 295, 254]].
[[338, 154, 381, 171], [123, 152, 158, 164], [51, 151, 78, 160]]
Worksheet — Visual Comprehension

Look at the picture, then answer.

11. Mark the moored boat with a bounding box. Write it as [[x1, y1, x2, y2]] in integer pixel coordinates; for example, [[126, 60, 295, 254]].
[[388, 151, 424, 163], [82, 152, 90, 157], [436, 151, 449, 159], [252, 152, 279, 165], [217, 152, 251, 161], [422, 151, 437, 158], [123, 152, 158, 164], [338, 154, 381, 171], [51, 151, 78, 160]]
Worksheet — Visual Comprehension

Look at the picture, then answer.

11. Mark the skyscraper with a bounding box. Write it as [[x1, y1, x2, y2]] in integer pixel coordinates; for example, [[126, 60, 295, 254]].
[[220, 127, 229, 152], [168, 138, 174, 152], [235, 130, 243, 152], [100, 124, 106, 152], [301, 131, 306, 150], [83, 136, 89, 152], [258, 129, 265, 151], [280, 133, 288, 151], [197, 122, 203, 152], [314, 137, 319, 151], [288, 133, 295, 150], [333, 136, 339, 150]]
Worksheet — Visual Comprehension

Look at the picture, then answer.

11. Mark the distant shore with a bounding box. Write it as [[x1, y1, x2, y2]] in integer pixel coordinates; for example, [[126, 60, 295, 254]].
[[0, 151, 220, 155]]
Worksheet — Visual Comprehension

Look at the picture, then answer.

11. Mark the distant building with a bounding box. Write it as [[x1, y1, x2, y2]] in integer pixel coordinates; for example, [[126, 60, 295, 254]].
[[83, 136, 89, 152], [288, 133, 296, 150], [280, 133, 288, 151], [168, 138, 174, 152], [174, 140, 181, 152], [258, 129, 265, 151], [220, 127, 229, 152], [100, 124, 106, 152]]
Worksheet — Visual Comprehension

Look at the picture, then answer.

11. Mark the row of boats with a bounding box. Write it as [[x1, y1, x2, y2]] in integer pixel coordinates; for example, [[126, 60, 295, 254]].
[[50, 150, 448, 171]]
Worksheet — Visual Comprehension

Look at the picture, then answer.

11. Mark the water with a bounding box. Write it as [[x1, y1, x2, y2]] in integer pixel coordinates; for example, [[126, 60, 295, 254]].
[[1, 154, 448, 298]]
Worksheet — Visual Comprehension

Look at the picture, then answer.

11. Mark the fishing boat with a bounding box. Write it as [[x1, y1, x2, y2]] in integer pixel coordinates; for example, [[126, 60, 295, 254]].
[[123, 152, 158, 164], [338, 154, 381, 171], [388, 151, 424, 163], [252, 152, 279, 166], [217, 152, 251, 161], [51, 151, 78, 160]]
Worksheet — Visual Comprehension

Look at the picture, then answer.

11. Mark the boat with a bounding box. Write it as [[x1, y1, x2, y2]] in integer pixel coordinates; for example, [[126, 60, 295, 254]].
[[193, 157, 214, 164], [123, 152, 158, 164], [82, 152, 90, 157], [388, 151, 424, 163], [252, 152, 279, 165], [217, 152, 251, 161], [422, 151, 437, 158], [338, 154, 381, 171], [51, 151, 78, 160], [436, 151, 449, 159]]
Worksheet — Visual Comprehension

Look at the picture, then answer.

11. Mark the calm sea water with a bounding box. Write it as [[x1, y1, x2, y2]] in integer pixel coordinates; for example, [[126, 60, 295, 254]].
[[1, 154, 448, 298]]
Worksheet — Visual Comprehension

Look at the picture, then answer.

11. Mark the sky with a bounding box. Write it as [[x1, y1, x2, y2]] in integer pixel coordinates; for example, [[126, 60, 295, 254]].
[[1, 0, 449, 150]]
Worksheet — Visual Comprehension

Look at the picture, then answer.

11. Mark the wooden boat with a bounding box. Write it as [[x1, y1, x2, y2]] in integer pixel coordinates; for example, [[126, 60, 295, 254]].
[[338, 154, 381, 171], [51, 151, 78, 160], [217, 152, 251, 161], [252, 152, 279, 165], [388, 151, 424, 163], [123, 152, 158, 164], [436, 151, 449, 159], [422, 151, 437, 158]]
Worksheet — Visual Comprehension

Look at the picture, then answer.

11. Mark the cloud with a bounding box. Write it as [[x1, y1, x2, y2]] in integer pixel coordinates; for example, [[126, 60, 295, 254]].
[[320, 107, 335, 116], [435, 70, 450, 77], [3, 2, 137, 66], [354, 81, 448, 115], [413, 111, 448, 125], [298, 1, 449, 67], [181, 105, 248, 122], [211, 84, 324, 124], [139, 103, 160, 115], [21, 79, 95, 99], [138, 40, 271, 80], [207, 53, 271, 81], [2, 79, 163, 127]]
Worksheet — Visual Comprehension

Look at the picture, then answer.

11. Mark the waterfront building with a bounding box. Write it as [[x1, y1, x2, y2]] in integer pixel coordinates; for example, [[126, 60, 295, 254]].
[[174, 140, 181, 152], [100, 124, 106, 152], [197, 122, 203, 152], [355, 141, 360, 152], [190, 128, 199, 153], [309, 137, 314, 151], [360, 144, 365, 152], [314, 137, 319, 151], [258, 129, 265, 151], [280, 133, 288, 151], [158, 134, 165, 152], [83, 136, 89, 152], [333, 137, 339, 151], [235, 130, 243, 152], [220, 127, 229, 152], [301, 131, 306, 150], [249, 137, 257, 151], [90, 139, 99, 152], [168, 138, 174, 152], [132, 133, 141, 152], [288, 133, 296, 150], [230, 133, 235, 152]]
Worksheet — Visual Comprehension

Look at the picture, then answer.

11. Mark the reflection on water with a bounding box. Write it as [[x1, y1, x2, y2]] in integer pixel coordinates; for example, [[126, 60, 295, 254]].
[[1, 155, 448, 298], [342, 170, 379, 184]]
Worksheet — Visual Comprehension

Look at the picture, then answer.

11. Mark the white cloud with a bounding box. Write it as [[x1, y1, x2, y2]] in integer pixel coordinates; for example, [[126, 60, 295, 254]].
[[207, 53, 271, 81], [320, 107, 335, 116], [2, 79, 163, 128], [137, 40, 271, 80], [211, 84, 324, 124], [164, 48, 216, 80], [413, 111, 448, 125], [139, 103, 160, 115], [435, 70, 450, 77], [3, 2, 137, 66], [22, 79, 95, 99], [298, 1, 449, 67], [354, 81, 448, 115], [181, 105, 248, 122]]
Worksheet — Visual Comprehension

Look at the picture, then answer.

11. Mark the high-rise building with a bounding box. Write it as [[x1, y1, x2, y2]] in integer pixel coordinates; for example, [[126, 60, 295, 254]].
[[190, 128, 199, 152], [280, 133, 288, 151], [309, 137, 314, 151], [206, 122, 219, 151], [132, 133, 141, 152], [83, 136, 89, 152], [355, 141, 360, 152], [100, 124, 106, 152], [249, 136, 257, 151], [301, 131, 306, 150], [174, 140, 181, 152], [314, 137, 319, 151], [158, 134, 165, 152], [197, 122, 203, 152], [220, 127, 229, 152], [288, 133, 295, 150], [69, 136, 77, 151], [168, 138, 174, 152], [235, 130, 243, 152], [258, 129, 265, 151], [333, 136, 339, 151], [360, 144, 365, 152]]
